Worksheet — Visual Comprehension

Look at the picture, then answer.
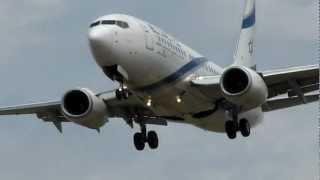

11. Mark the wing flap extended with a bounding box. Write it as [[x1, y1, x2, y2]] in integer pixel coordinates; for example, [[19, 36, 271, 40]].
[[0, 90, 147, 118], [288, 83, 319, 97], [0, 89, 159, 132], [189, 64, 318, 112], [262, 94, 319, 112], [0, 101, 65, 132], [261, 65, 319, 98]]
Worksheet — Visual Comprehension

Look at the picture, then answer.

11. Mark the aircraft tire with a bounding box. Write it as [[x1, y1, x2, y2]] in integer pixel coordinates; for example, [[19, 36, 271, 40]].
[[239, 119, 250, 137], [147, 131, 159, 149], [134, 132, 145, 151], [225, 121, 237, 139]]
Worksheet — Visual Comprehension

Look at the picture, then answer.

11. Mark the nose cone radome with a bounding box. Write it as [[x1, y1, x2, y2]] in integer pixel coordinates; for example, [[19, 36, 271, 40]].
[[89, 28, 114, 49], [88, 28, 114, 65]]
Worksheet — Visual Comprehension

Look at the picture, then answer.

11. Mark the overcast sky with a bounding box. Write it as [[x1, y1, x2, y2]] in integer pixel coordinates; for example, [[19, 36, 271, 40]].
[[0, 0, 317, 180]]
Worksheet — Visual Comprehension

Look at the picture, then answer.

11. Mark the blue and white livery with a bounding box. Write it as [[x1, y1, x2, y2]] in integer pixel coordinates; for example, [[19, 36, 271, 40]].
[[0, 0, 318, 151]]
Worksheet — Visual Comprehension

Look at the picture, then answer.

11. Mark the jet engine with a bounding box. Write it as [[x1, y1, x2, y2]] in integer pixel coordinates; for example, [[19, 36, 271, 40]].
[[220, 66, 268, 110], [61, 88, 109, 129]]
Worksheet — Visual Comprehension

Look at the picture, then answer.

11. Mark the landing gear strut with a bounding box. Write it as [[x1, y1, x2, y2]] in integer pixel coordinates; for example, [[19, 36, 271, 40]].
[[115, 87, 129, 100], [133, 123, 159, 151], [115, 80, 130, 100], [224, 107, 251, 139]]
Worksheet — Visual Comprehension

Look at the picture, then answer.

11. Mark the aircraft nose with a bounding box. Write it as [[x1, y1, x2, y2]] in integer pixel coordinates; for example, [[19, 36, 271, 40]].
[[88, 28, 115, 65], [88, 28, 114, 49]]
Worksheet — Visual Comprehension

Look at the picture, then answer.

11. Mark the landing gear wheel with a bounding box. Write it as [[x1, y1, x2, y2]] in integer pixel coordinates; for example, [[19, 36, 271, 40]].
[[225, 121, 237, 139], [133, 121, 160, 151], [134, 132, 145, 151], [239, 119, 250, 137], [147, 131, 159, 149]]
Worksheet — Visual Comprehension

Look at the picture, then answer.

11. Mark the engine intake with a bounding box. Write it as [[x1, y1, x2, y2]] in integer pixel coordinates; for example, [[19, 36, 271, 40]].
[[220, 66, 268, 110], [61, 88, 108, 129], [63, 90, 90, 116], [222, 68, 249, 94]]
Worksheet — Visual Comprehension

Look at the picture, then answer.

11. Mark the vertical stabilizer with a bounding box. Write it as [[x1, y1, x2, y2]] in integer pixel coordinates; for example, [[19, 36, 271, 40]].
[[233, 0, 256, 70]]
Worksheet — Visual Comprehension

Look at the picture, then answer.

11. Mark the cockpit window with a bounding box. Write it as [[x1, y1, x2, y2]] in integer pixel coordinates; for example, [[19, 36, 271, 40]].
[[90, 20, 129, 29], [101, 20, 116, 25], [116, 21, 129, 28], [90, 21, 100, 28]]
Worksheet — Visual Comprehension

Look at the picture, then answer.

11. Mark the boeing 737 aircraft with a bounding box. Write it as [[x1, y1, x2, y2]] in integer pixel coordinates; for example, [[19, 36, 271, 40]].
[[0, 0, 318, 151]]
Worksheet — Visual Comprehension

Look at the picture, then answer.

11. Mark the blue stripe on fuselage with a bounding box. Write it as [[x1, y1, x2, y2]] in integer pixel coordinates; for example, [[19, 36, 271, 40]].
[[134, 57, 207, 92], [241, 7, 255, 29]]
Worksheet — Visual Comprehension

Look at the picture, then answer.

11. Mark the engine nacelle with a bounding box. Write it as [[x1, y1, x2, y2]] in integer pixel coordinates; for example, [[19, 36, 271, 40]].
[[61, 88, 109, 129], [220, 66, 268, 110]]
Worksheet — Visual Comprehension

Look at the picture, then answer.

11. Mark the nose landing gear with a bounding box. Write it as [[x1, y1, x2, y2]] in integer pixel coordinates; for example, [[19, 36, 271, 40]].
[[102, 65, 130, 100], [115, 87, 129, 100], [115, 77, 130, 100]]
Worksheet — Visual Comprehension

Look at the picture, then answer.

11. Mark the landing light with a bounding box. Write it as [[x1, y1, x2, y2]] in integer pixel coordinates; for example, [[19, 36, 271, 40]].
[[176, 96, 182, 103], [146, 98, 152, 107]]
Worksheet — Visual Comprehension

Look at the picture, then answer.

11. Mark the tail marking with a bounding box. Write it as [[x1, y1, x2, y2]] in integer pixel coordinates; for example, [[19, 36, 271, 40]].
[[241, 6, 255, 29]]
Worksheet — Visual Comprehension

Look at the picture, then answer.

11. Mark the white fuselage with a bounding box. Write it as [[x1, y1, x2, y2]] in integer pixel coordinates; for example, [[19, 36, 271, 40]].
[[88, 14, 263, 132]]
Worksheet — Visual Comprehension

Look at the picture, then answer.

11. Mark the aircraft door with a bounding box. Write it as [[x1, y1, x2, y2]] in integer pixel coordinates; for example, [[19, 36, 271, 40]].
[[140, 24, 154, 51]]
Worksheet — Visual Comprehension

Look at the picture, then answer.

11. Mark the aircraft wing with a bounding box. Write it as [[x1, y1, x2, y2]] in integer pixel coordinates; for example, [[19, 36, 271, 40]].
[[261, 65, 319, 98], [190, 75, 222, 98], [262, 94, 318, 112], [0, 90, 164, 132], [260, 64, 319, 111], [191, 64, 319, 111], [0, 101, 61, 116]]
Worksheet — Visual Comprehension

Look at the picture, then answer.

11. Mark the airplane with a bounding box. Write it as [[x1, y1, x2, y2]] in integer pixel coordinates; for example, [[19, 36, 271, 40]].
[[0, 0, 318, 151]]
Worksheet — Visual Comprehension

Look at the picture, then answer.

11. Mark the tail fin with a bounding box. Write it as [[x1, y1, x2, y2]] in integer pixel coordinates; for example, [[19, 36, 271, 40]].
[[233, 0, 256, 70]]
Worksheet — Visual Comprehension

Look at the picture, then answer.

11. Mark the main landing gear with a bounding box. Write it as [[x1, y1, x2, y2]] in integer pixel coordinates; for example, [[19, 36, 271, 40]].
[[133, 123, 159, 151], [225, 107, 251, 139]]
